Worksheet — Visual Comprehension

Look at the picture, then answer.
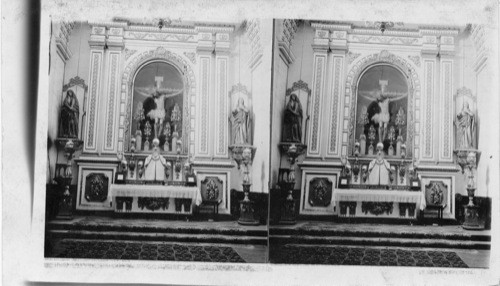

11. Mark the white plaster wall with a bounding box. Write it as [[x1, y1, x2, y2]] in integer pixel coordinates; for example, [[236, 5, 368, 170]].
[[47, 22, 66, 183], [270, 52, 288, 188], [278, 22, 315, 189], [250, 19, 273, 194], [228, 27, 255, 192], [476, 62, 498, 197]]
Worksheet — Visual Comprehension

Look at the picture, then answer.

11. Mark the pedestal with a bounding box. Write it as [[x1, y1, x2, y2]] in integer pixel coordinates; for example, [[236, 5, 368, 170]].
[[56, 185, 73, 220], [462, 205, 484, 230], [238, 199, 259, 225], [279, 198, 296, 225]]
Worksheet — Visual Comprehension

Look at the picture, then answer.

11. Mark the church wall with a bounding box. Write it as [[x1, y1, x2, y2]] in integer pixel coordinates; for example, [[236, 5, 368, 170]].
[[47, 22, 67, 183], [269, 21, 483, 218], [277, 23, 314, 190], [48, 19, 270, 214], [249, 19, 273, 194], [270, 21, 289, 188]]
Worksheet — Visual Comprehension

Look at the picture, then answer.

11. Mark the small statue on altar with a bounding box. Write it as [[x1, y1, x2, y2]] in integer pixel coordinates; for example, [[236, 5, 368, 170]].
[[283, 93, 303, 142], [144, 138, 171, 181], [455, 102, 476, 149], [231, 97, 251, 145], [59, 90, 80, 138], [367, 142, 392, 185]]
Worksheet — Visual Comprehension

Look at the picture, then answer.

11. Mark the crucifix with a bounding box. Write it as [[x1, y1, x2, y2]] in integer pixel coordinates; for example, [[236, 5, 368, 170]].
[[155, 76, 163, 90], [359, 79, 407, 142], [135, 73, 184, 140]]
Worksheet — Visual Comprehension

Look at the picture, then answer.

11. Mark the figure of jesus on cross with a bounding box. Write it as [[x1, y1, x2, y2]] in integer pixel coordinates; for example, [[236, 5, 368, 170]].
[[135, 76, 183, 139], [359, 79, 407, 142]]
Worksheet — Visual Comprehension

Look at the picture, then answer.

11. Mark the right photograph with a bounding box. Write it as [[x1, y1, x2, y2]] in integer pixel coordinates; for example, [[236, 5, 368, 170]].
[[269, 19, 495, 268]]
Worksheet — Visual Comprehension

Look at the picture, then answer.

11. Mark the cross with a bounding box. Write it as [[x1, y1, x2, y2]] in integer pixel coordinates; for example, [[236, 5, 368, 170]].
[[379, 80, 388, 94], [154, 76, 164, 90]]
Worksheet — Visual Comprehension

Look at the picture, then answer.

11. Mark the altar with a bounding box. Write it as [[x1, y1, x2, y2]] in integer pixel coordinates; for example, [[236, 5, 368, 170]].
[[109, 184, 202, 214], [334, 188, 423, 219], [270, 20, 488, 225], [46, 19, 271, 222]]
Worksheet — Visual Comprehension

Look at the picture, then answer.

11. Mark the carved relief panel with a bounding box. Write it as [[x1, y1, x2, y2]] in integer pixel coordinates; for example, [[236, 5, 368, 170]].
[[76, 162, 116, 210], [201, 176, 223, 202], [84, 173, 109, 202], [308, 177, 333, 207], [425, 181, 448, 206], [300, 169, 337, 215], [195, 170, 231, 214], [420, 176, 454, 215]]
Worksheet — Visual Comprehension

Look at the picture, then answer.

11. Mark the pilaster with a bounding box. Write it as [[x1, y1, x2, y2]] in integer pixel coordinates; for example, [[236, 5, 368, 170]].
[[102, 27, 125, 154], [325, 30, 348, 158], [195, 31, 215, 159], [214, 32, 231, 159], [84, 25, 106, 153], [438, 36, 455, 162], [420, 33, 438, 162], [306, 29, 329, 158]]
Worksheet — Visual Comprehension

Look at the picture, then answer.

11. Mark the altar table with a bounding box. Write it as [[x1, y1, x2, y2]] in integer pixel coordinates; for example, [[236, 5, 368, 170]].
[[109, 184, 202, 214], [334, 189, 424, 219]]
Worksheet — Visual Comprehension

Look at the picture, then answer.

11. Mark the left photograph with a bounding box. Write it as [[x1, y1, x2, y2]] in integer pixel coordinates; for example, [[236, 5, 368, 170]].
[[44, 18, 272, 263]]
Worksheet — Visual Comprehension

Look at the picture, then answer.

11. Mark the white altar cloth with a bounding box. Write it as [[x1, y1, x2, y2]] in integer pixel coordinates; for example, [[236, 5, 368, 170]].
[[109, 184, 202, 206], [334, 189, 423, 208]]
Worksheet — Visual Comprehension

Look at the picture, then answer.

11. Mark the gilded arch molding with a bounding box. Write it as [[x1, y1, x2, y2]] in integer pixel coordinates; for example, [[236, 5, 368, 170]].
[[344, 50, 421, 157], [118, 47, 196, 153]]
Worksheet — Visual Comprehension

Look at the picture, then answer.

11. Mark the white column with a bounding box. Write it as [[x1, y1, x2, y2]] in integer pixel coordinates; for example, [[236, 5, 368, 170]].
[[306, 29, 329, 158], [101, 27, 124, 154], [83, 26, 106, 153]]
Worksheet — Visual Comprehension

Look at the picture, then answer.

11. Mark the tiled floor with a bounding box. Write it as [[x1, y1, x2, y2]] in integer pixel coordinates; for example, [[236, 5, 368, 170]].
[[270, 245, 472, 267], [50, 239, 268, 263]]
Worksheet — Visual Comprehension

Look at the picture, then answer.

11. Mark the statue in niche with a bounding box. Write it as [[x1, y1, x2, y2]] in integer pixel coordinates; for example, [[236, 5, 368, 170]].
[[283, 93, 303, 142], [136, 76, 183, 139], [367, 142, 392, 185], [359, 80, 407, 142], [59, 90, 80, 138], [231, 97, 251, 145], [455, 102, 476, 149], [144, 138, 171, 181]]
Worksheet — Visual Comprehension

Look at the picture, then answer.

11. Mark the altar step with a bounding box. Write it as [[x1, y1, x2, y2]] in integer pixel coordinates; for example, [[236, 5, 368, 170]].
[[46, 217, 267, 246], [49, 230, 267, 245], [269, 222, 491, 250]]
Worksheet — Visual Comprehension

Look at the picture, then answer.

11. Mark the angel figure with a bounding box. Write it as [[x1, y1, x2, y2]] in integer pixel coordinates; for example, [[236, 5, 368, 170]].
[[358, 80, 407, 142], [135, 77, 183, 139]]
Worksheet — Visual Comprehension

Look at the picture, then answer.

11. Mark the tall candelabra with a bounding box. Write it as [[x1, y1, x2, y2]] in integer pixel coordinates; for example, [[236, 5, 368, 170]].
[[455, 150, 483, 230], [229, 146, 259, 225], [55, 138, 83, 220], [278, 143, 306, 225]]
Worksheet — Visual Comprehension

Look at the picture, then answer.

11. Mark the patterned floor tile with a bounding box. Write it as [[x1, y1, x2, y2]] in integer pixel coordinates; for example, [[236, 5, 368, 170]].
[[270, 245, 469, 268]]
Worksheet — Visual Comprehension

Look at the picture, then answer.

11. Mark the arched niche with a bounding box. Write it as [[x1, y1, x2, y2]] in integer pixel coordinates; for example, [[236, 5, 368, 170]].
[[119, 47, 196, 154], [345, 51, 421, 158]]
